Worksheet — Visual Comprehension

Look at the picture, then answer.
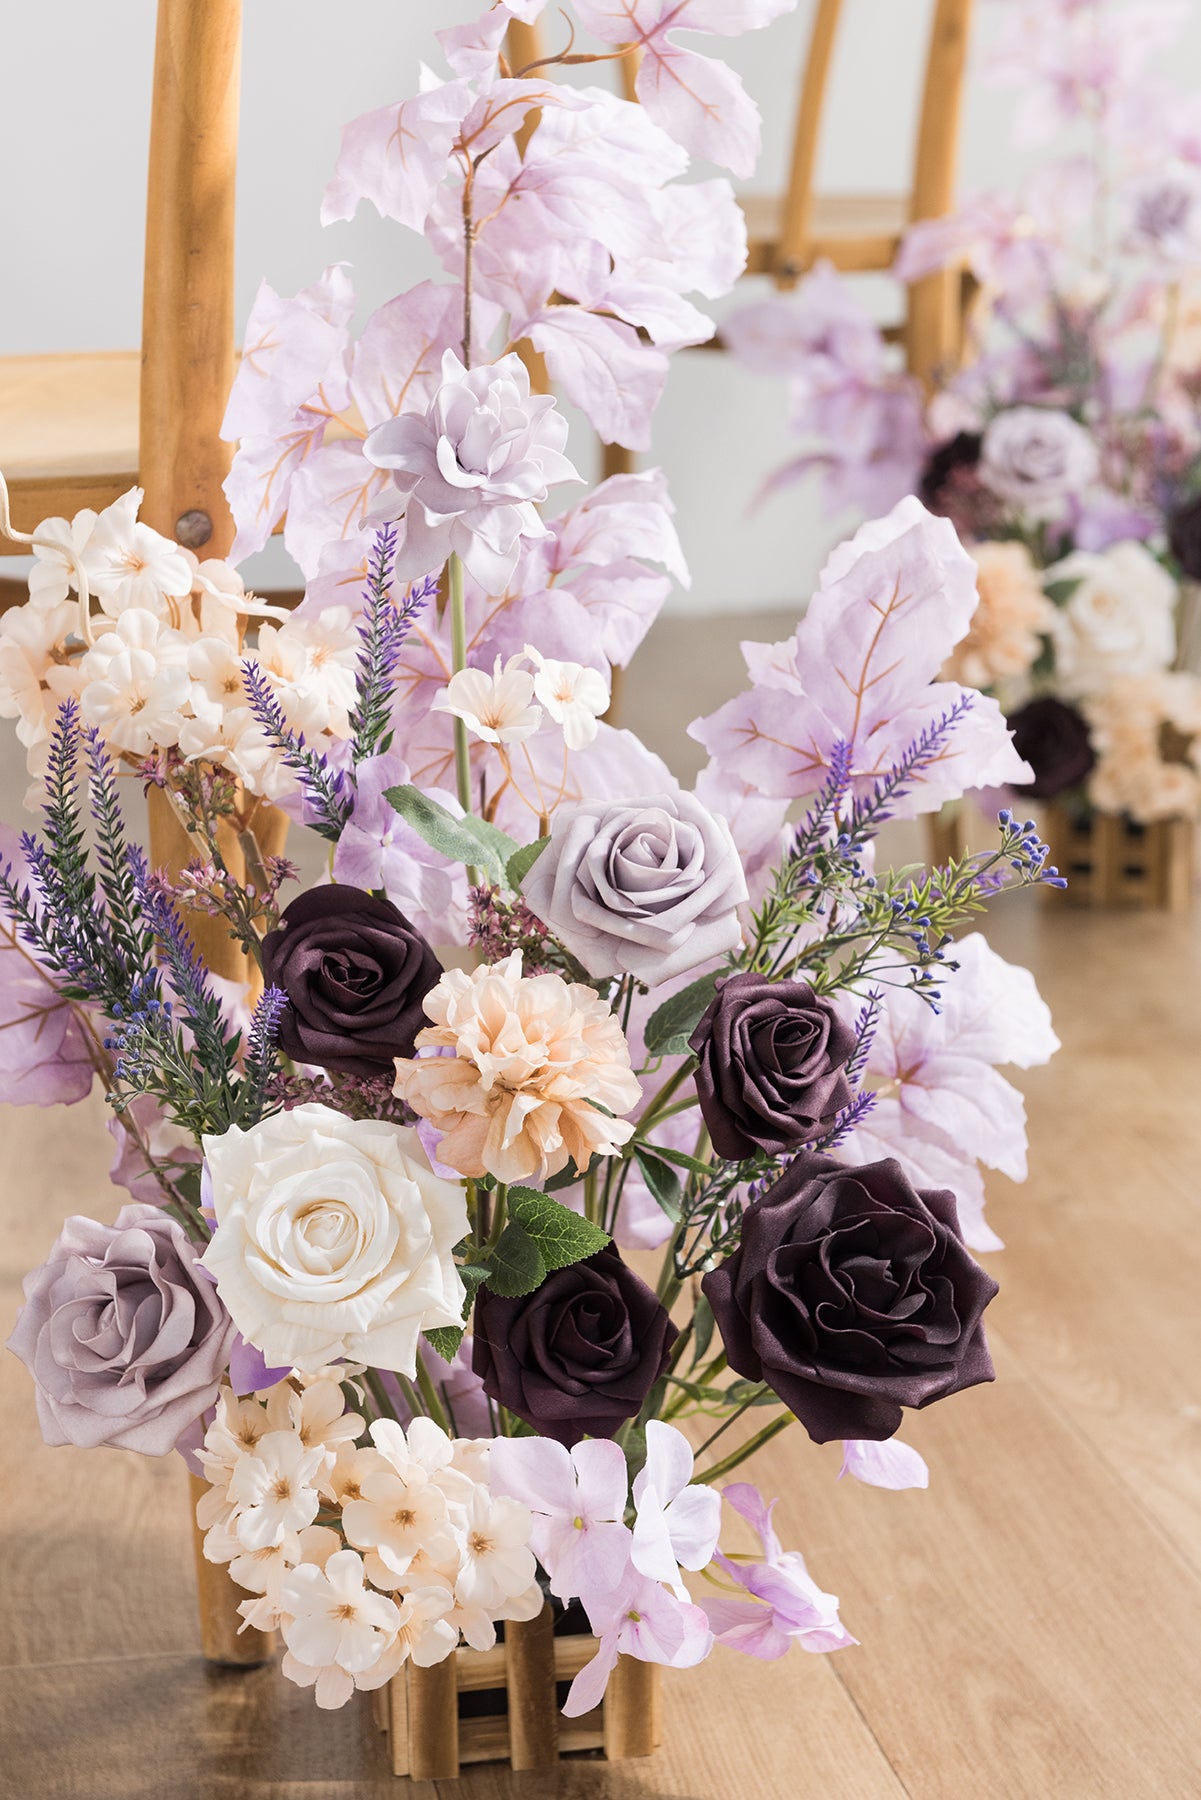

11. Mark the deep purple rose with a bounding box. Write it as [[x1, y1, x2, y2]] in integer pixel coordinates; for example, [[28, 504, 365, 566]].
[[1168, 494, 1201, 582], [918, 430, 982, 514], [702, 1155, 998, 1443], [1007, 696, 1095, 799], [472, 1246, 678, 1447], [689, 973, 857, 1160], [7, 1203, 235, 1455], [262, 884, 441, 1077]]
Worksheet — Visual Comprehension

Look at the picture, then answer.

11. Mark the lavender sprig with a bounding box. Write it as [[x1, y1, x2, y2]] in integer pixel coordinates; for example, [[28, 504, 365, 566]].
[[845, 989, 883, 1089], [349, 532, 435, 766], [238, 984, 288, 1127], [815, 1087, 878, 1151], [846, 694, 975, 846], [242, 660, 351, 841]]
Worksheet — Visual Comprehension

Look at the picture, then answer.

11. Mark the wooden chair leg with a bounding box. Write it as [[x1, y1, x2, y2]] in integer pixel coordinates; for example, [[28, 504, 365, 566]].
[[601, 441, 637, 483]]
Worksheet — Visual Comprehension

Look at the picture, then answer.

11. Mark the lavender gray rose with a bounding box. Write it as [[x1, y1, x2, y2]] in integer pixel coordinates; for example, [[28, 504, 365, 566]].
[[262, 884, 441, 1078], [6, 1203, 235, 1455], [689, 973, 857, 1160], [703, 1154, 998, 1443], [472, 1246, 678, 1446], [520, 793, 748, 987]]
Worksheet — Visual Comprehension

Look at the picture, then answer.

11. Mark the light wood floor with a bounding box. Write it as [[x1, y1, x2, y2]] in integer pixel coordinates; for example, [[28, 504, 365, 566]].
[[2, 614, 1200, 1798]]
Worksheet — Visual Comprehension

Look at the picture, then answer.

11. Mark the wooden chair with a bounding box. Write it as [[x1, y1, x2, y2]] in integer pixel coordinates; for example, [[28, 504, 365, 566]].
[[1, 0, 276, 1667], [741, 0, 975, 387]]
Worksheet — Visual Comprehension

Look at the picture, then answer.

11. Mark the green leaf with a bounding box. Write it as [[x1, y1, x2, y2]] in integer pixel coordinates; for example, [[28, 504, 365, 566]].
[[423, 1326, 465, 1363], [647, 1143, 716, 1179], [483, 1221, 546, 1297], [384, 785, 517, 886], [507, 1185, 610, 1271], [643, 972, 719, 1058], [691, 1292, 716, 1367], [507, 837, 549, 889], [634, 1146, 683, 1220], [1043, 576, 1082, 608]]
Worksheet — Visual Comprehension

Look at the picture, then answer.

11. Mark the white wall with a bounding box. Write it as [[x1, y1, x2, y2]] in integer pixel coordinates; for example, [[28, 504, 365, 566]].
[[4, 2, 1201, 614]]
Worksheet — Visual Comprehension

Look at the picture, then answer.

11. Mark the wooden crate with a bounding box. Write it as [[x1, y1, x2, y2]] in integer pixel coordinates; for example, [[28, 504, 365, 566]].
[[375, 1604, 661, 1780], [1041, 804, 1195, 912]]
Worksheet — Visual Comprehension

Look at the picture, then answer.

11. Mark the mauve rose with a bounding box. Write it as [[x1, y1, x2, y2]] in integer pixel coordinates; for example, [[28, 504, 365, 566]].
[[702, 1155, 997, 1443], [472, 1246, 678, 1446], [520, 792, 748, 987], [1007, 696, 1095, 798], [978, 406, 1099, 519], [689, 974, 857, 1160], [262, 884, 442, 1077], [1168, 494, 1201, 581], [7, 1203, 235, 1455]]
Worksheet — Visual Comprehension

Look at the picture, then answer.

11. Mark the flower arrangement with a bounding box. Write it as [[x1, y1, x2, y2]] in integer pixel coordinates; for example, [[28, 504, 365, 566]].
[[726, 0, 1201, 829], [1, 0, 1061, 1741]]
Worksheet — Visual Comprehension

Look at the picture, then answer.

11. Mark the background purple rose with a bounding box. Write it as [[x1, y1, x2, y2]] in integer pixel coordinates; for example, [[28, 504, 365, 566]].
[[690, 973, 858, 1159], [521, 792, 748, 986], [7, 1203, 235, 1455], [703, 1155, 998, 1443], [262, 883, 442, 1077], [472, 1246, 678, 1446]]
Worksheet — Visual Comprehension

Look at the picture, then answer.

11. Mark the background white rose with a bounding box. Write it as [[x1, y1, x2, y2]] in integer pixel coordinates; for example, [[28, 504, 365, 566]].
[[1046, 541, 1178, 698], [201, 1103, 469, 1377]]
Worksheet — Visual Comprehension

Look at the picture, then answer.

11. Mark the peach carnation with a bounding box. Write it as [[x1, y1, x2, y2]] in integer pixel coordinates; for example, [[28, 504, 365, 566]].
[[392, 951, 641, 1185], [944, 541, 1052, 690], [1085, 671, 1201, 821]]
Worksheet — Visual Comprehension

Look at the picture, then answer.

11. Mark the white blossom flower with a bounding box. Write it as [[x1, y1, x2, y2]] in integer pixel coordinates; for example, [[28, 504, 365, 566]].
[[229, 1429, 327, 1551], [28, 509, 97, 607], [0, 600, 83, 761], [354, 1587, 460, 1685], [82, 489, 194, 617], [454, 1487, 537, 1614], [265, 1376, 366, 1462], [279, 1548, 403, 1709], [201, 1104, 470, 1377], [254, 607, 361, 738], [433, 655, 543, 744], [524, 645, 609, 750], [77, 609, 191, 755]]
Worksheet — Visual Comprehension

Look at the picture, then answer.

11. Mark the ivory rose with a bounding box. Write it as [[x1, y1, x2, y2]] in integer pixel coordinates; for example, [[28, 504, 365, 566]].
[[201, 1104, 469, 1377], [393, 952, 641, 1184], [1046, 541, 1178, 697]]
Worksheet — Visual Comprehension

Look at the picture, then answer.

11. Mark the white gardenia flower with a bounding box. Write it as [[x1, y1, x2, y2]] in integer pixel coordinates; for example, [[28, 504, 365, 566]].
[[433, 655, 543, 744], [280, 1549, 403, 1710], [229, 1429, 327, 1551], [200, 1103, 470, 1377], [1047, 540, 1178, 698], [82, 488, 194, 617], [454, 1487, 537, 1614], [77, 609, 191, 755], [524, 646, 609, 750]]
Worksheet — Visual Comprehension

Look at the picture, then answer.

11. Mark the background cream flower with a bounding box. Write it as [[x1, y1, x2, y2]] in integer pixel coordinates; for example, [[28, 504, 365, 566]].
[[1085, 670, 1201, 821], [945, 541, 1052, 690], [201, 1103, 469, 1377], [393, 951, 641, 1184], [1047, 541, 1178, 698]]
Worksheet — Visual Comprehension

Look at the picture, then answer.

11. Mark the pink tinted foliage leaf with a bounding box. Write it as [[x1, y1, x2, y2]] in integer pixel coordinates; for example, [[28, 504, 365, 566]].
[[222, 266, 353, 441], [525, 308, 668, 450], [321, 79, 475, 231]]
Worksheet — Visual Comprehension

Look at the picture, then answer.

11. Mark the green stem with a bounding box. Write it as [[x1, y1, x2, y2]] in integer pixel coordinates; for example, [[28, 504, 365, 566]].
[[363, 1366, 400, 1425], [484, 1184, 509, 1254], [696, 1413, 792, 1485], [414, 1350, 452, 1435], [448, 554, 473, 812]]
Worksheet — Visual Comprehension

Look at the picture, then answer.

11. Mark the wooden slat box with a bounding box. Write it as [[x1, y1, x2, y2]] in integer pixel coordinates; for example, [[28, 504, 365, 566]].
[[375, 1604, 661, 1780], [1041, 805, 1195, 913]]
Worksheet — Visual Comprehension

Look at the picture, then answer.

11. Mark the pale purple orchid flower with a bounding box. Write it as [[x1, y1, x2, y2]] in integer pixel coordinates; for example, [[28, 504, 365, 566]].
[[487, 1436, 633, 1604], [631, 1421, 722, 1597], [701, 1483, 856, 1661], [564, 1568, 714, 1717], [839, 1438, 930, 1491]]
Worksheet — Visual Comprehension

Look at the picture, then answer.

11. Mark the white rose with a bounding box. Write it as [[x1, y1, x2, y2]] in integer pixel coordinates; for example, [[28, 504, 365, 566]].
[[201, 1103, 468, 1376], [1047, 541, 1178, 698]]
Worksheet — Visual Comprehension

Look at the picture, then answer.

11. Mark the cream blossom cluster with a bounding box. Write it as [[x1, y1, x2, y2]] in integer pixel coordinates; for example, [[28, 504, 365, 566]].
[[1085, 670, 1201, 821], [945, 540, 1054, 691], [199, 1379, 540, 1708], [433, 646, 609, 753], [0, 486, 362, 802], [393, 951, 641, 1184]]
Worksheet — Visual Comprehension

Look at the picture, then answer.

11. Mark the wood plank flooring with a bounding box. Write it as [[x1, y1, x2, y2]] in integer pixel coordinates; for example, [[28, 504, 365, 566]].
[[2, 613, 1199, 1798]]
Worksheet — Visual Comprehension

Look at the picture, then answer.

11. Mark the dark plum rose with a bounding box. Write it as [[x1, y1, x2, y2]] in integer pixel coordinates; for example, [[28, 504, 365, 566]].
[[918, 430, 983, 514], [1168, 494, 1201, 581], [1007, 696, 1095, 799], [472, 1246, 678, 1447], [702, 1155, 998, 1443], [7, 1203, 235, 1455], [262, 885, 441, 1077], [689, 973, 857, 1160]]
